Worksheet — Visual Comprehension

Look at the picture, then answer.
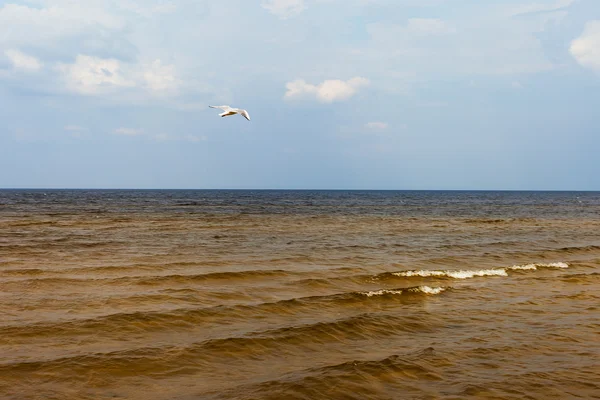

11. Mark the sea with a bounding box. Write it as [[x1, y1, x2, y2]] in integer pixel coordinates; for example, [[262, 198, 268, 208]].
[[1, 189, 599, 400]]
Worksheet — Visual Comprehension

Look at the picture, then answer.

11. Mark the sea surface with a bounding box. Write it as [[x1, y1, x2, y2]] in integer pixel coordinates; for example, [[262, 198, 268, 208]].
[[1, 190, 599, 399]]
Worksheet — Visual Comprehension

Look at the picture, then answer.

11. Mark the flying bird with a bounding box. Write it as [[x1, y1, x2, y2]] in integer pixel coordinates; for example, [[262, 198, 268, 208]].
[[209, 105, 251, 121]]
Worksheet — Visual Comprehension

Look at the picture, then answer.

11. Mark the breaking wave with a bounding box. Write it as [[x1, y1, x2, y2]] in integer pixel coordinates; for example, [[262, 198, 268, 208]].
[[362, 286, 446, 297], [391, 262, 569, 280]]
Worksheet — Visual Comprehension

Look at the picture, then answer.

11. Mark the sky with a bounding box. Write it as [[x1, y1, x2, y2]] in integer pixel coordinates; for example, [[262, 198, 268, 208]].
[[0, 0, 599, 190]]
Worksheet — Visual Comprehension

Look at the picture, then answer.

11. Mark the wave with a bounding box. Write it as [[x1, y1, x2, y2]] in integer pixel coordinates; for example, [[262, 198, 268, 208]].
[[0, 314, 444, 380], [556, 245, 600, 254], [208, 348, 445, 400], [507, 262, 568, 270], [132, 269, 293, 285], [1, 268, 298, 286], [2, 265, 370, 288], [393, 269, 507, 279], [0, 268, 46, 276], [362, 286, 446, 297], [390, 262, 569, 280], [462, 217, 537, 224], [198, 313, 437, 355], [1, 285, 448, 340]]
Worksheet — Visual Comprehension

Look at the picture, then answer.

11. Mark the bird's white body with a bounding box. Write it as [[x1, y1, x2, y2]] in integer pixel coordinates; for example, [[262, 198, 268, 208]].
[[209, 105, 251, 121]]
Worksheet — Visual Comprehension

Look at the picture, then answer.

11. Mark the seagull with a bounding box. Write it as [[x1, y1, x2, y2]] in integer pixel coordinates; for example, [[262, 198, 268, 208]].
[[209, 105, 251, 121]]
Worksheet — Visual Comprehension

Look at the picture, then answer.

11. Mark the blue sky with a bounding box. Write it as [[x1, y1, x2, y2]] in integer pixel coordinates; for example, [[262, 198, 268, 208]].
[[1, 0, 599, 189]]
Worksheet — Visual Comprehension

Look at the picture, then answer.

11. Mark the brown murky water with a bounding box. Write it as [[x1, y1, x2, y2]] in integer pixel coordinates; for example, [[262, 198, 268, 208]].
[[1, 190, 599, 399]]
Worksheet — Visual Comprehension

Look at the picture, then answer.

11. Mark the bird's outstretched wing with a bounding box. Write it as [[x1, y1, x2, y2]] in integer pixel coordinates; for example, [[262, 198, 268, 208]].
[[209, 105, 232, 111], [239, 110, 251, 121]]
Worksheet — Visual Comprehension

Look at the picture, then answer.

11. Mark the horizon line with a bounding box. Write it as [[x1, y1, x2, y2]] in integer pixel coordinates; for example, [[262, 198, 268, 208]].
[[1, 188, 599, 192]]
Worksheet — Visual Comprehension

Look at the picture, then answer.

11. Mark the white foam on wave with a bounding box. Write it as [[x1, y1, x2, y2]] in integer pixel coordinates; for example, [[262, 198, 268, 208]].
[[393, 269, 507, 279], [393, 262, 569, 280], [362, 289, 404, 297], [409, 286, 446, 295], [508, 262, 569, 271], [362, 286, 445, 297], [508, 264, 537, 271]]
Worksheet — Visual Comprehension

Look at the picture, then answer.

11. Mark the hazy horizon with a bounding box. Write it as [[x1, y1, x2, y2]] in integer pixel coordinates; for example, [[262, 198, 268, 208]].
[[2, 187, 600, 192]]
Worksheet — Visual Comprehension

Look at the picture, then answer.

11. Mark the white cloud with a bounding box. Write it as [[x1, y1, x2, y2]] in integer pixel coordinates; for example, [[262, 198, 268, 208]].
[[365, 121, 388, 130], [144, 60, 180, 93], [0, 2, 190, 103], [570, 20, 600, 72], [406, 18, 453, 35], [58, 55, 135, 95], [114, 127, 144, 136], [364, 5, 560, 79], [57, 55, 180, 97], [261, 0, 305, 19], [284, 76, 370, 102], [0, 3, 125, 48], [5, 49, 43, 71]]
